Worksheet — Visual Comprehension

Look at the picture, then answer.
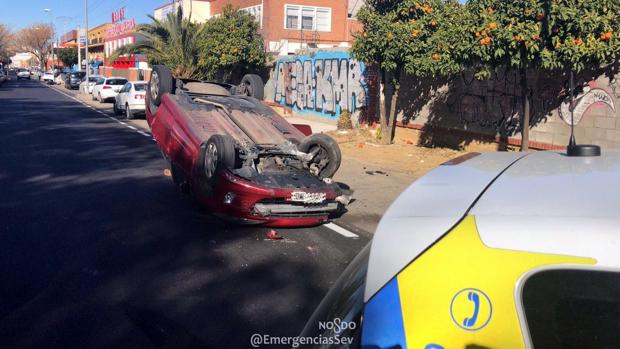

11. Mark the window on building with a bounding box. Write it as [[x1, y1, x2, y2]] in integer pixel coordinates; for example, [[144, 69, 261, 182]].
[[242, 5, 263, 28], [284, 5, 332, 32]]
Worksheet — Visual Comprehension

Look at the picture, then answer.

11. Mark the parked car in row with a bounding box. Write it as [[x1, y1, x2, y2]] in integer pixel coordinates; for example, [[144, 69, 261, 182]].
[[91, 77, 128, 103], [16, 69, 31, 80], [64, 72, 86, 90], [79, 75, 102, 95], [41, 71, 55, 84], [114, 81, 146, 119]]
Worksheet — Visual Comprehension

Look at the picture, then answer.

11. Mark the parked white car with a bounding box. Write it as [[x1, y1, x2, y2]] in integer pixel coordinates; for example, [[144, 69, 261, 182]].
[[114, 81, 147, 119], [79, 75, 102, 94], [41, 71, 55, 84], [91, 77, 128, 103]]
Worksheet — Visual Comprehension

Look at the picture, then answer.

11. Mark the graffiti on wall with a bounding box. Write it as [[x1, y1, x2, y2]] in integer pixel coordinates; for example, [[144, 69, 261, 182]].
[[445, 69, 556, 133], [559, 86, 615, 125], [270, 51, 368, 119]]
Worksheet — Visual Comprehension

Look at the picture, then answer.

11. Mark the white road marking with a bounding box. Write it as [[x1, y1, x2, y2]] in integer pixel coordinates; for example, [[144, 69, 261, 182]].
[[43, 83, 153, 138], [324, 223, 359, 238]]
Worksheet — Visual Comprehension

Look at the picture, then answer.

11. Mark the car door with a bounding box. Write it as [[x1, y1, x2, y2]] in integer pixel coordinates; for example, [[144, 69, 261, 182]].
[[118, 83, 131, 109]]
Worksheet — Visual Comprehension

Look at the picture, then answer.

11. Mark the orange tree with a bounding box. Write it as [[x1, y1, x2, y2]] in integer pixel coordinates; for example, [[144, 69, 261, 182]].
[[545, 0, 620, 72], [464, 0, 620, 150], [352, 0, 466, 144]]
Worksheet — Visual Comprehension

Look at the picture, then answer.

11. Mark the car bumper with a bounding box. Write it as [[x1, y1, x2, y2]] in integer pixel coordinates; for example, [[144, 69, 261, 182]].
[[128, 103, 146, 113], [202, 170, 345, 227], [100, 90, 119, 100]]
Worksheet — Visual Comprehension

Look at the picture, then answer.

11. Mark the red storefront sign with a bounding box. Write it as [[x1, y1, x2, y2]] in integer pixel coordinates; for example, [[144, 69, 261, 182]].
[[112, 7, 126, 23]]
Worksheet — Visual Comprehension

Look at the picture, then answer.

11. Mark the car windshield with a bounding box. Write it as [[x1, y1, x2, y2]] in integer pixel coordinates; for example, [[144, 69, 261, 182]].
[[95, 78, 105, 85], [134, 83, 146, 91], [88, 77, 99, 82], [106, 79, 127, 86]]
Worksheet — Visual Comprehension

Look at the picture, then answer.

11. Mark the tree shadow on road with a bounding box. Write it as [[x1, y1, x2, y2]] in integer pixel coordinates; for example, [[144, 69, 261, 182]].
[[0, 93, 343, 348]]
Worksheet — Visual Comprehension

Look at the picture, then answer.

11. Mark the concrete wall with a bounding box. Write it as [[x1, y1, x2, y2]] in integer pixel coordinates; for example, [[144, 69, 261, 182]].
[[398, 66, 620, 149], [264, 49, 375, 122]]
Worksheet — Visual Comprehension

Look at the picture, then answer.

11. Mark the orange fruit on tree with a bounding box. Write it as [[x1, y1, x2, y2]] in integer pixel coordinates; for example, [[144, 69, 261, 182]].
[[387, 32, 394, 40], [430, 20, 438, 28], [431, 53, 441, 60], [489, 22, 497, 30], [555, 41, 561, 49], [532, 34, 540, 41], [574, 37, 583, 45], [603, 31, 613, 41], [536, 13, 545, 21]]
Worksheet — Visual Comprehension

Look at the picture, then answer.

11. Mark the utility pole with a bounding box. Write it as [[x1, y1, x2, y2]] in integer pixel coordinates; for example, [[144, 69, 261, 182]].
[[44, 8, 53, 70], [85, 0, 89, 83], [77, 26, 81, 72]]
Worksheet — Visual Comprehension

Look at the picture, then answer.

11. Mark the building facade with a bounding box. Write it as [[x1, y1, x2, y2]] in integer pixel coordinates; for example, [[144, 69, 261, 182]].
[[153, 0, 361, 55], [154, 0, 212, 23], [87, 23, 112, 61]]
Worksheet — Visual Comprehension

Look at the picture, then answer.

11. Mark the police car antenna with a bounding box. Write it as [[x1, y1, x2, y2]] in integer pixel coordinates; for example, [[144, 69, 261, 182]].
[[566, 70, 601, 157]]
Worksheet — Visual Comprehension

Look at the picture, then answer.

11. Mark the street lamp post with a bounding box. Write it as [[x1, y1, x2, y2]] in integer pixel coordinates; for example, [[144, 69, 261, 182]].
[[85, 0, 89, 83], [43, 8, 53, 70]]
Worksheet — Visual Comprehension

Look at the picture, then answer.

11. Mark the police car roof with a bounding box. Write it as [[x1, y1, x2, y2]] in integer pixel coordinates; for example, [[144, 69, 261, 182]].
[[365, 150, 620, 302]]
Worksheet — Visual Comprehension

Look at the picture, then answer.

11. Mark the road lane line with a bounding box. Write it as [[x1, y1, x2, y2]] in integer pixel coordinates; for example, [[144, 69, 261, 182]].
[[324, 223, 359, 238], [42, 83, 153, 138]]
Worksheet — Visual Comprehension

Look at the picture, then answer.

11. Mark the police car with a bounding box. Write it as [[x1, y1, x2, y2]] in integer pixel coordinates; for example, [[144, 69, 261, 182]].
[[301, 149, 620, 348]]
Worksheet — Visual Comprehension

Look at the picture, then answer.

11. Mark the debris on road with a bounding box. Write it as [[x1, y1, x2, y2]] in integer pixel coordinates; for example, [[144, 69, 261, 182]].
[[365, 170, 388, 176], [266, 229, 283, 240]]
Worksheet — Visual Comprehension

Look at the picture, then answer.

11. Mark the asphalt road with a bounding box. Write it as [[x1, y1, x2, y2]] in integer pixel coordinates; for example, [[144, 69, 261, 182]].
[[0, 76, 370, 348]]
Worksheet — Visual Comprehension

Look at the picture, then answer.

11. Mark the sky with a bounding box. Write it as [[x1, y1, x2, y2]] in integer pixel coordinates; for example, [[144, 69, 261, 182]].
[[0, 0, 164, 34]]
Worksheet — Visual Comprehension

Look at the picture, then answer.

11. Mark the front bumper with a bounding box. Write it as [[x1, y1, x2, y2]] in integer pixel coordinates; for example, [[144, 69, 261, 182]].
[[201, 170, 344, 227]]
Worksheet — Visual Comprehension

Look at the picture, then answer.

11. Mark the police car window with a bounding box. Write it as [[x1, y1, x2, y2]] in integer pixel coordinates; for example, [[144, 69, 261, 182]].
[[522, 269, 620, 349]]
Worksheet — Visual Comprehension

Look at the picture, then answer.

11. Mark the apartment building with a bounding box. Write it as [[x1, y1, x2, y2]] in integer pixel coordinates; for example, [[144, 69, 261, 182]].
[[154, 0, 361, 55]]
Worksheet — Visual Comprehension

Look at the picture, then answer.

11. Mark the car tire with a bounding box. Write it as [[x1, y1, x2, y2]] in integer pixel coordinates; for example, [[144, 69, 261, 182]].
[[148, 65, 175, 114], [125, 104, 134, 120], [92, 93, 96, 101], [98, 93, 103, 103], [198, 135, 236, 186], [240, 74, 264, 100], [113, 102, 120, 115], [299, 134, 342, 179]]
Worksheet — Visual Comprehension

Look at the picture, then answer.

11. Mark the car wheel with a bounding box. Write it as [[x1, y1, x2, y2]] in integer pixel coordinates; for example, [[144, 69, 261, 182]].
[[98, 93, 103, 103], [299, 134, 342, 179], [148, 65, 175, 114], [199, 135, 236, 185], [113, 102, 120, 115], [239, 74, 264, 100], [125, 104, 134, 120], [92, 93, 96, 101]]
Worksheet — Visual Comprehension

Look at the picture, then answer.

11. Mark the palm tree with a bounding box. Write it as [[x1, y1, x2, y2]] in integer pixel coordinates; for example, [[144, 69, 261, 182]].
[[110, 8, 202, 79]]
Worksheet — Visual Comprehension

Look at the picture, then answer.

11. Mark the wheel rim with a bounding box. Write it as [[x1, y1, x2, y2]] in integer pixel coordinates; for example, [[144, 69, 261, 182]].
[[150, 72, 159, 101], [204, 143, 218, 179], [310, 145, 329, 172]]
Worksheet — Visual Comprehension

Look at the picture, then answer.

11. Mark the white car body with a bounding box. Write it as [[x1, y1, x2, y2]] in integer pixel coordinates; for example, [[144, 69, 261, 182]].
[[114, 81, 147, 119], [41, 72, 55, 84], [79, 75, 102, 94], [91, 77, 128, 103], [17, 70, 30, 80]]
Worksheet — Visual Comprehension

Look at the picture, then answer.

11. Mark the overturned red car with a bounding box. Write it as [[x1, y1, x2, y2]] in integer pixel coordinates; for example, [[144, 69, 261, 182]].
[[145, 65, 349, 227]]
